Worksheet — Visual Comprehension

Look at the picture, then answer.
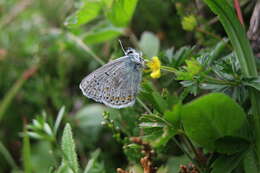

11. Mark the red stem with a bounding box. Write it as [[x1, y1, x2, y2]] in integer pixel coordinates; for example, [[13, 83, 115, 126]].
[[233, 0, 245, 26]]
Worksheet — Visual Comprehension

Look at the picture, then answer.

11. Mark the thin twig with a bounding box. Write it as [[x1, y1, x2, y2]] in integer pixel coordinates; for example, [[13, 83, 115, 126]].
[[196, 27, 223, 41], [196, 27, 232, 50]]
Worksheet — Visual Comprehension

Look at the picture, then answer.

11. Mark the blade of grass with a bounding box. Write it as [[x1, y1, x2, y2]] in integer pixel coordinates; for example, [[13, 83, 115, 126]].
[[0, 141, 18, 169], [0, 65, 37, 122], [54, 106, 66, 135], [84, 149, 101, 173]]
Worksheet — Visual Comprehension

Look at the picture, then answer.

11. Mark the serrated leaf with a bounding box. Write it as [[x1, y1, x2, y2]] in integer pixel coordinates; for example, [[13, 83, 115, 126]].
[[61, 124, 79, 173]]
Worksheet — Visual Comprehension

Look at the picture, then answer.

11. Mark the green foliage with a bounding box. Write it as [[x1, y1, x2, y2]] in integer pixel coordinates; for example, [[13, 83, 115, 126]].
[[65, 1, 102, 28], [60, 124, 79, 173], [83, 22, 123, 44], [83, 149, 105, 173], [211, 152, 246, 173], [106, 0, 139, 27], [1, 0, 260, 172], [181, 93, 249, 153]]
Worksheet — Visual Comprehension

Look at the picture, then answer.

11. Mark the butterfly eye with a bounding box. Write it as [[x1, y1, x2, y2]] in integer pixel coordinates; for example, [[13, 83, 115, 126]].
[[127, 50, 133, 55]]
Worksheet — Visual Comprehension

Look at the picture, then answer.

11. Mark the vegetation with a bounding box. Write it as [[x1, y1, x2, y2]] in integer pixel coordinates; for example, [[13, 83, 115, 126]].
[[0, 0, 260, 172]]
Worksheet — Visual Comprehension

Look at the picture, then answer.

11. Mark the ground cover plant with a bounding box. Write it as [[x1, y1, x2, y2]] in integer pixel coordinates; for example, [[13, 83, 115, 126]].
[[1, 0, 260, 172]]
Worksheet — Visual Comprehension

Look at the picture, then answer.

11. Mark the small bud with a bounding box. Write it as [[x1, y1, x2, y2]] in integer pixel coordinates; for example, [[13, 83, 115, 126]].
[[181, 15, 197, 31]]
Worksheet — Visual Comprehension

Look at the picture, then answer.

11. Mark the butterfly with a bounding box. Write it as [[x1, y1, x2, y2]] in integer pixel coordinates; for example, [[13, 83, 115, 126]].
[[79, 43, 144, 109]]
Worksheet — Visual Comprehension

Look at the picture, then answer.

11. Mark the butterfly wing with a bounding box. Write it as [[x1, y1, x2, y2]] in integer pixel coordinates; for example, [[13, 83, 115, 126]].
[[80, 56, 143, 108], [79, 56, 128, 103], [101, 60, 143, 108]]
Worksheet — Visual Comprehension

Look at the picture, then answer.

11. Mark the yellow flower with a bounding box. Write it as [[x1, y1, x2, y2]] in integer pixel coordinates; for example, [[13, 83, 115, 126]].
[[181, 15, 197, 31], [147, 56, 161, 78]]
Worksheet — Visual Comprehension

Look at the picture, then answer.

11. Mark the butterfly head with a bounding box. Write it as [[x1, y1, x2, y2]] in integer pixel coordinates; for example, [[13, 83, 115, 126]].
[[126, 48, 144, 67]]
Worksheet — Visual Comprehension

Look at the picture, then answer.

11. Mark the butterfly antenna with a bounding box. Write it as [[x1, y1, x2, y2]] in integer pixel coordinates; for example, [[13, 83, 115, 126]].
[[118, 39, 127, 54]]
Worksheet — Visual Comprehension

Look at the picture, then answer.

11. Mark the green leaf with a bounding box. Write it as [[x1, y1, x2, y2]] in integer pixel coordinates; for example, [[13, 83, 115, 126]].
[[243, 147, 258, 173], [214, 136, 249, 154], [244, 77, 260, 91], [166, 155, 190, 173], [61, 123, 79, 173], [151, 91, 168, 113], [31, 142, 55, 173], [203, 0, 260, 162], [139, 114, 175, 148], [172, 46, 194, 67], [164, 103, 182, 129], [139, 81, 168, 113], [139, 31, 160, 57], [75, 104, 106, 129], [84, 149, 103, 173], [106, 0, 138, 27], [83, 22, 123, 44], [54, 106, 66, 134], [181, 93, 249, 154], [208, 38, 229, 65], [64, 1, 102, 28], [211, 152, 245, 173]]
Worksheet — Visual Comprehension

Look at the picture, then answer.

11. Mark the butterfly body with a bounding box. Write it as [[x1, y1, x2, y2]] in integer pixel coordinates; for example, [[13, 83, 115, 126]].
[[80, 48, 144, 108]]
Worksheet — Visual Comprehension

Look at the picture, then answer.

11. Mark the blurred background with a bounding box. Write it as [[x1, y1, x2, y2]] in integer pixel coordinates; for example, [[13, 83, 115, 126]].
[[0, 0, 257, 172]]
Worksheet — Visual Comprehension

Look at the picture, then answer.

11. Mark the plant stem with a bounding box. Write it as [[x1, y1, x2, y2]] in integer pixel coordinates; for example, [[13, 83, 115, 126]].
[[203, 75, 238, 86], [172, 137, 193, 162], [0, 142, 19, 170], [66, 33, 105, 65], [196, 27, 222, 41], [160, 66, 177, 73], [233, 0, 245, 26], [137, 97, 152, 114], [172, 137, 203, 172], [0, 65, 38, 122]]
